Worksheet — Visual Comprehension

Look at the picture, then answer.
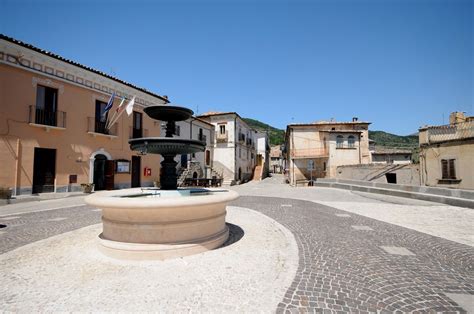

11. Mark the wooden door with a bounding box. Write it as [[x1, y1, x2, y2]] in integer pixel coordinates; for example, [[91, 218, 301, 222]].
[[105, 160, 115, 190]]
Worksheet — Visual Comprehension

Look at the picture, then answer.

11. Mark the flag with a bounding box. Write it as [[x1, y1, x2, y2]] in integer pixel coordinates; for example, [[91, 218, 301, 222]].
[[125, 96, 136, 116], [101, 92, 115, 119], [106, 96, 125, 129]]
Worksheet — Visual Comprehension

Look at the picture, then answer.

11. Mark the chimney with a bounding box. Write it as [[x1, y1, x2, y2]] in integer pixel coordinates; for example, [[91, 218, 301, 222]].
[[352, 117, 358, 122], [449, 112, 466, 125]]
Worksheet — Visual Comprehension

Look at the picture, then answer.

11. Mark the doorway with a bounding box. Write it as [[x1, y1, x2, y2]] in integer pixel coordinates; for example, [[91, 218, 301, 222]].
[[386, 173, 397, 184], [32, 147, 56, 193], [181, 154, 188, 168], [131, 156, 141, 187], [93, 154, 107, 190]]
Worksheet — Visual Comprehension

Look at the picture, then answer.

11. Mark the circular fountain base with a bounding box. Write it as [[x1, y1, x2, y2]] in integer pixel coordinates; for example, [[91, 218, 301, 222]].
[[85, 188, 239, 260]]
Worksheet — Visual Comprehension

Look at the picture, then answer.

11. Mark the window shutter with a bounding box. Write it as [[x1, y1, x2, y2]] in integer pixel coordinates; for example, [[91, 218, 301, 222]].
[[449, 159, 456, 179], [441, 159, 448, 179]]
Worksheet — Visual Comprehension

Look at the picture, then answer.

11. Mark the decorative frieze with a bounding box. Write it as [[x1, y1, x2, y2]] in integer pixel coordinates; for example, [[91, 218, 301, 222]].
[[32, 77, 64, 94]]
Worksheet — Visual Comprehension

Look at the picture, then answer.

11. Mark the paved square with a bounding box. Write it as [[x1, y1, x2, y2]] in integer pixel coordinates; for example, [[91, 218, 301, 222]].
[[47, 217, 67, 222], [351, 225, 374, 231], [335, 213, 351, 217], [380, 246, 416, 256]]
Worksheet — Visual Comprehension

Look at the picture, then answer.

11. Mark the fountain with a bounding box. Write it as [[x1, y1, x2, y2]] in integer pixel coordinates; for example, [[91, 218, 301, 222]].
[[85, 105, 239, 260]]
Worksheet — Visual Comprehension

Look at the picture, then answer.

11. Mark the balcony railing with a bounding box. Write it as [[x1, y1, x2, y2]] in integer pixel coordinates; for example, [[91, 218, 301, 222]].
[[426, 121, 474, 144], [29, 105, 66, 128], [87, 117, 118, 136], [290, 148, 329, 158], [246, 138, 253, 146], [198, 134, 207, 142], [216, 131, 228, 143]]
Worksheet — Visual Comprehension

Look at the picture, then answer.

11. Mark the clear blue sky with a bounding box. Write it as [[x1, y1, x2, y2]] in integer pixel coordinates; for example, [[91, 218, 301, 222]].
[[1, 0, 472, 135]]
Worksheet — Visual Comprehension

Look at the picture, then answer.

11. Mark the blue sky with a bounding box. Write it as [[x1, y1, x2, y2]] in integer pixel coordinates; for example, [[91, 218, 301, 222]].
[[1, 0, 472, 135]]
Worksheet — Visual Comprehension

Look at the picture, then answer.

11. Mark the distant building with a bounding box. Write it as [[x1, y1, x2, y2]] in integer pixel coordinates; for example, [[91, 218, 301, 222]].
[[371, 147, 412, 164], [270, 145, 284, 173], [285, 118, 371, 185], [197, 112, 257, 184], [419, 112, 474, 190], [254, 131, 270, 180]]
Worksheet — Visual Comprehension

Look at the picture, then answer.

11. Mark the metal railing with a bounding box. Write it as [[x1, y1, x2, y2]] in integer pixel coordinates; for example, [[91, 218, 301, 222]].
[[427, 121, 474, 144], [87, 117, 118, 136], [216, 131, 228, 143], [29, 105, 66, 128], [290, 147, 329, 158]]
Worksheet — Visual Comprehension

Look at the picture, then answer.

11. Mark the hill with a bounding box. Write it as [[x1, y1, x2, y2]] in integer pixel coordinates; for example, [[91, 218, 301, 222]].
[[369, 131, 418, 148], [242, 118, 285, 146]]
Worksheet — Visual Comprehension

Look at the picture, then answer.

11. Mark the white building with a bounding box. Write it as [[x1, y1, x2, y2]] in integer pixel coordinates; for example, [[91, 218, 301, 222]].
[[254, 131, 270, 180], [169, 117, 215, 182], [197, 112, 257, 185]]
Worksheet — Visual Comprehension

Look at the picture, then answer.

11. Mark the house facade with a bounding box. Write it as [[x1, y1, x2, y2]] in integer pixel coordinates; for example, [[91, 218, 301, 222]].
[[285, 118, 371, 185], [172, 117, 215, 180], [197, 112, 257, 184], [0, 34, 169, 195], [254, 131, 270, 180], [371, 148, 413, 164], [270, 145, 284, 173], [419, 112, 474, 190]]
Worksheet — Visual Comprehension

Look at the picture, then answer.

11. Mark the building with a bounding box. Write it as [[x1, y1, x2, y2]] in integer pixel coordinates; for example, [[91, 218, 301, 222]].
[[0, 34, 170, 195], [371, 147, 413, 164], [197, 112, 257, 184], [172, 117, 215, 183], [419, 112, 474, 190], [269, 145, 284, 173], [285, 118, 371, 185], [253, 131, 270, 180]]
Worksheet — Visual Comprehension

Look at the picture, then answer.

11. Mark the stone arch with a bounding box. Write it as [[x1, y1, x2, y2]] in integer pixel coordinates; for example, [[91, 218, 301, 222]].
[[89, 149, 112, 183]]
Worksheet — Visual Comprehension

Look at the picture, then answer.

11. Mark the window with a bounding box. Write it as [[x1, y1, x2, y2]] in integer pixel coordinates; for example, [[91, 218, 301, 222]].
[[219, 125, 226, 134], [205, 150, 211, 166], [239, 148, 241, 158], [175, 125, 180, 136], [348, 135, 355, 148], [323, 162, 326, 171], [336, 135, 344, 148], [36, 85, 58, 126], [133, 111, 143, 138], [441, 159, 456, 179], [95, 100, 108, 133]]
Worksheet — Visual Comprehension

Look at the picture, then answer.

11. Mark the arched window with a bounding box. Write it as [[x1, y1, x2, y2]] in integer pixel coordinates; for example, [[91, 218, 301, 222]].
[[336, 135, 344, 148], [348, 135, 355, 148]]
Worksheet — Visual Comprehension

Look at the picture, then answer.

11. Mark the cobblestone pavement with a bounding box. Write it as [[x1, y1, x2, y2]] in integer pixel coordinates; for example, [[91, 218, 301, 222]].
[[1, 189, 473, 312], [231, 196, 473, 313], [0, 204, 99, 254]]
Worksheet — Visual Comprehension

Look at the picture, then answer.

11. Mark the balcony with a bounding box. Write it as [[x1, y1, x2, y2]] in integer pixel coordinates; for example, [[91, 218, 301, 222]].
[[216, 131, 228, 143], [290, 147, 329, 159], [28, 105, 66, 131], [87, 117, 118, 138], [246, 138, 253, 146], [198, 133, 207, 143], [425, 121, 474, 144]]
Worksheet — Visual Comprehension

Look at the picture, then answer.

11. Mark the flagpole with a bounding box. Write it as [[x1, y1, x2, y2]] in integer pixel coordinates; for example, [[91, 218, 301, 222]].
[[106, 97, 125, 129]]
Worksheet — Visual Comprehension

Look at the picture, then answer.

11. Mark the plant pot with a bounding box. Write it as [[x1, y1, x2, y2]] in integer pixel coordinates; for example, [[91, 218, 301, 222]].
[[81, 184, 94, 194]]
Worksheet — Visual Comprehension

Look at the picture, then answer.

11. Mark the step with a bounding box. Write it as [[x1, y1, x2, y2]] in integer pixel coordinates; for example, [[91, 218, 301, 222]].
[[313, 182, 474, 209]]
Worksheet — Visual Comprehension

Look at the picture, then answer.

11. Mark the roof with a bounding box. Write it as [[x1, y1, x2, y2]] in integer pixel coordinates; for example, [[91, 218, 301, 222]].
[[198, 111, 241, 119], [288, 121, 371, 127], [0, 34, 169, 103], [192, 117, 214, 127]]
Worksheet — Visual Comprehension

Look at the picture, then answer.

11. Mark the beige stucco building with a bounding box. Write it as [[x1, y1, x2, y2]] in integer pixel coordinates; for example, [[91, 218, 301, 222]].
[[419, 112, 474, 190], [197, 112, 258, 185], [0, 34, 170, 195], [285, 118, 371, 185]]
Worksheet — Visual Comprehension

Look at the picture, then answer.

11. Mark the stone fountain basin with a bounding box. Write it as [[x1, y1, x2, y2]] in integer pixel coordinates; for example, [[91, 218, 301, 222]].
[[128, 137, 205, 155], [85, 188, 239, 260]]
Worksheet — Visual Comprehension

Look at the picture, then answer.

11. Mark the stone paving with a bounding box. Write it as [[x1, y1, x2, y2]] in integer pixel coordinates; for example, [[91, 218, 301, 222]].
[[232, 196, 473, 313], [0, 175, 473, 312]]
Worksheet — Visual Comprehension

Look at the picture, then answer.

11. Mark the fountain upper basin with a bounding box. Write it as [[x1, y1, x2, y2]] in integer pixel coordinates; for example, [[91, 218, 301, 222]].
[[128, 137, 205, 155]]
